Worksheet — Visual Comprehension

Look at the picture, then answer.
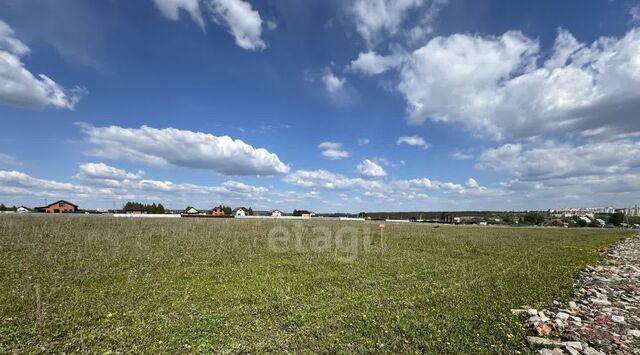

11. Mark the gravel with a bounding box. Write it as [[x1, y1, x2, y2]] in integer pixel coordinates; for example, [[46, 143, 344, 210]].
[[523, 235, 640, 354]]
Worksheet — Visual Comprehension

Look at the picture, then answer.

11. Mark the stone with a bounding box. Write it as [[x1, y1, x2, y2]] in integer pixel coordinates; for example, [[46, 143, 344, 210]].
[[590, 299, 611, 306], [562, 341, 582, 351], [526, 336, 562, 347], [611, 315, 625, 323], [556, 312, 570, 321], [628, 329, 640, 337], [538, 349, 563, 355], [568, 301, 577, 309], [527, 308, 539, 316], [535, 321, 553, 336]]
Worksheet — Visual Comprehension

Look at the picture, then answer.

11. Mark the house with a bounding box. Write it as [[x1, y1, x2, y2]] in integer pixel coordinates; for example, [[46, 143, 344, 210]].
[[293, 209, 314, 217], [185, 207, 199, 214], [35, 200, 78, 213], [123, 205, 148, 214], [234, 207, 247, 217], [210, 207, 225, 216], [595, 218, 606, 227], [547, 219, 568, 228], [16, 206, 31, 213], [270, 209, 283, 217]]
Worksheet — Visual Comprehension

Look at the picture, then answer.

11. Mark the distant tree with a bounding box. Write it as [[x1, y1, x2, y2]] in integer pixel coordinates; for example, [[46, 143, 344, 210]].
[[524, 212, 545, 225], [247, 207, 254, 216], [358, 212, 366, 218], [609, 212, 625, 225], [576, 218, 588, 227], [157, 203, 165, 214], [0, 203, 5, 211]]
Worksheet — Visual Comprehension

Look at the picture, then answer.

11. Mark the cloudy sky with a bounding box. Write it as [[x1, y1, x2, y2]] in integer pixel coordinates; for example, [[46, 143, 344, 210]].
[[1, 0, 640, 212]]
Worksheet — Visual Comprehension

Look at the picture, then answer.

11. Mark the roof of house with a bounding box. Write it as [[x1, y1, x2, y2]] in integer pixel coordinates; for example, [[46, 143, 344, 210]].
[[185, 206, 198, 211], [233, 207, 247, 212], [36, 200, 78, 209], [212, 206, 224, 211], [270, 209, 281, 213]]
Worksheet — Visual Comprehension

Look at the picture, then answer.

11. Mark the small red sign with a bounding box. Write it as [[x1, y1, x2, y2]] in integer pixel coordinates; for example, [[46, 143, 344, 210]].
[[379, 223, 385, 228]]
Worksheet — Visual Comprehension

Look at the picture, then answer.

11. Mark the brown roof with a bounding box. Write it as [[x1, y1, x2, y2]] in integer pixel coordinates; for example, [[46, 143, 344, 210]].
[[36, 200, 78, 209]]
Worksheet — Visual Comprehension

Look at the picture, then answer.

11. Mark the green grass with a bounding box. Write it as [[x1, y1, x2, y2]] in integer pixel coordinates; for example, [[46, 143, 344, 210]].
[[0, 216, 633, 353]]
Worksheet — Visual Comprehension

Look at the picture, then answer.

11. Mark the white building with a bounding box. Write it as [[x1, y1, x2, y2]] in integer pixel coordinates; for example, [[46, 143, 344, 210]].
[[16, 206, 30, 213], [270, 209, 282, 217], [595, 218, 606, 227], [234, 208, 246, 217]]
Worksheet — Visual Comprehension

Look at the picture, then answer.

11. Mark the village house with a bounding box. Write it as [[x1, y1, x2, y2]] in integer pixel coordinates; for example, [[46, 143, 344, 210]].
[[234, 207, 247, 217], [35, 200, 78, 213], [270, 209, 283, 217], [210, 207, 225, 216], [185, 207, 199, 214], [16, 206, 31, 213], [123, 205, 148, 214]]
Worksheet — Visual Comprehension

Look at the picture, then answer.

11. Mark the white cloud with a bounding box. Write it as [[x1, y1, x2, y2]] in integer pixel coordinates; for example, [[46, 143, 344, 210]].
[[0, 153, 22, 166], [450, 151, 473, 160], [152, 0, 204, 27], [397, 135, 430, 149], [466, 178, 479, 189], [206, 0, 266, 50], [398, 27, 640, 140], [77, 163, 144, 181], [0, 20, 84, 109], [349, 0, 425, 45], [0, 167, 280, 208], [284, 169, 382, 190], [153, 0, 267, 51], [349, 51, 404, 76], [322, 70, 346, 93], [358, 138, 370, 145], [477, 140, 640, 181], [318, 141, 351, 160], [357, 159, 387, 177], [79, 124, 290, 176]]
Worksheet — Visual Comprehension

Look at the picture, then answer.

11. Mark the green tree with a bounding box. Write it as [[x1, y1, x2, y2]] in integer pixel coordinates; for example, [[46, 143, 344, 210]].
[[524, 212, 545, 225], [0, 203, 6, 211], [247, 207, 253, 216], [609, 212, 625, 225], [576, 218, 588, 227]]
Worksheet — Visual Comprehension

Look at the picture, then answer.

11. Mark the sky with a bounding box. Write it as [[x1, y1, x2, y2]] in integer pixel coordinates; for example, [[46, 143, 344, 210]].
[[1, 0, 640, 212]]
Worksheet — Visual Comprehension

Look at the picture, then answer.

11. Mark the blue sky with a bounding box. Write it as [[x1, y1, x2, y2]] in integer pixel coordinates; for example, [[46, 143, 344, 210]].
[[1, 0, 640, 212]]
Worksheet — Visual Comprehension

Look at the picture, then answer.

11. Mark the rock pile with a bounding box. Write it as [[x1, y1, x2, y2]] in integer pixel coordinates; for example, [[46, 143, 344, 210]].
[[516, 235, 640, 354]]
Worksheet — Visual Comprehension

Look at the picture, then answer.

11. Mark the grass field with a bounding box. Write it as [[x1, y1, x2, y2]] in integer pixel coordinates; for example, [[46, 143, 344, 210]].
[[0, 216, 633, 353]]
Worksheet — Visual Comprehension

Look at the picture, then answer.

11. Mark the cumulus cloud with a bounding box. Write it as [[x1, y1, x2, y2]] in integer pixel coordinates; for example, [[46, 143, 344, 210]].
[[397, 135, 430, 149], [322, 70, 346, 93], [357, 159, 387, 177], [0, 166, 280, 208], [349, 51, 404, 76], [284, 169, 382, 190], [0, 20, 84, 109], [398, 27, 640, 140], [77, 162, 144, 181], [79, 123, 290, 176], [153, 0, 268, 50], [349, 0, 425, 45], [358, 138, 370, 145], [153, 0, 204, 27], [318, 141, 351, 160], [477, 140, 640, 181]]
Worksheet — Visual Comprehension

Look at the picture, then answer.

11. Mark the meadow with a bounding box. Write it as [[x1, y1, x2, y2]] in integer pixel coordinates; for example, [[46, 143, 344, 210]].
[[0, 216, 633, 353]]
